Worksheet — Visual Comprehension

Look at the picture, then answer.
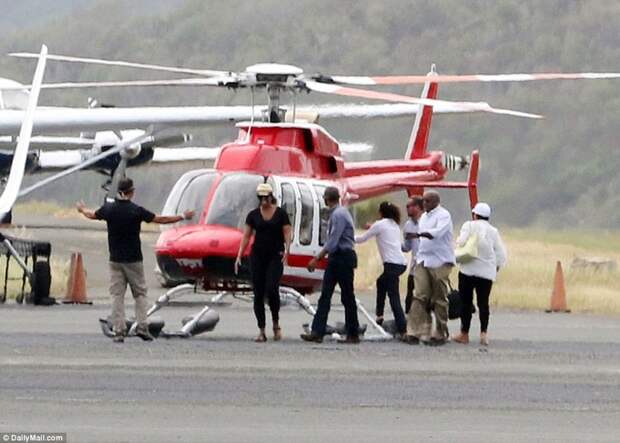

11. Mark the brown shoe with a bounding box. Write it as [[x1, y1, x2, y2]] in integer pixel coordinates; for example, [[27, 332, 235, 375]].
[[300, 332, 323, 343], [480, 332, 489, 346], [400, 335, 420, 345], [254, 331, 267, 343], [453, 333, 469, 345], [425, 337, 447, 346], [273, 327, 282, 341], [337, 335, 360, 344]]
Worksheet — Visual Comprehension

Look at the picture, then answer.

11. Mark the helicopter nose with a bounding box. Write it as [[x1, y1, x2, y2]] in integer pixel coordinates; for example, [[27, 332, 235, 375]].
[[156, 224, 243, 258]]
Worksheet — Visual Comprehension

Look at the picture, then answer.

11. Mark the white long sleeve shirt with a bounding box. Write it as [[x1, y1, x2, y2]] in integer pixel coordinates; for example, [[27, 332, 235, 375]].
[[456, 219, 507, 281], [402, 218, 419, 275], [416, 205, 455, 268], [355, 218, 407, 266]]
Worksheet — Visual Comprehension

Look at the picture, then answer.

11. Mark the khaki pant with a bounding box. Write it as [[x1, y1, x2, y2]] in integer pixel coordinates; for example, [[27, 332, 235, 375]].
[[109, 261, 149, 334], [406, 263, 453, 340]]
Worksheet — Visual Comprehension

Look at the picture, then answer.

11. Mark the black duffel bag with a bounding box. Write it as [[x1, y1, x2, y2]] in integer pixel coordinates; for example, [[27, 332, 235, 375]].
[[447, 282, 475, 320]]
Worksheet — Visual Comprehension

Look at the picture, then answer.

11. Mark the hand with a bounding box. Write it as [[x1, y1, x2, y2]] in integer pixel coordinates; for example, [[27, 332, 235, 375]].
[[183, 210, 195, 220], [234, 256, 242, 275], [307, 257, 318, 272], [76, 200, 85, 213], [364, 221, 373, 230], [282, 251, 288, 266]]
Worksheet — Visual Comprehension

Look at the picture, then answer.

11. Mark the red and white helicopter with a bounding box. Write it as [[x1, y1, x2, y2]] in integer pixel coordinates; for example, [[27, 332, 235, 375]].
[[4, 47, 620, 338]]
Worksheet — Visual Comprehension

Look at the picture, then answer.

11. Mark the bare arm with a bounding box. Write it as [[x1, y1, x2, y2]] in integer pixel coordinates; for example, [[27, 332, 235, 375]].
[[152, 210, 194, 224], [76, 201, 97, 220], [283, 224, 292, 256], [234, 224, 253, 274]]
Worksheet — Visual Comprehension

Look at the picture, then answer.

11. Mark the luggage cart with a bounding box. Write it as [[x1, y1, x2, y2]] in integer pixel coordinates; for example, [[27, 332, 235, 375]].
[[0, 232, 52, 304]]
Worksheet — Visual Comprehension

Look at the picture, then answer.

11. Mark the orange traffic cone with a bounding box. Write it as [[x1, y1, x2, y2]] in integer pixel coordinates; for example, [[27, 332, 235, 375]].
[[63, 252, 91, 304], [545, 261, 570, 313]]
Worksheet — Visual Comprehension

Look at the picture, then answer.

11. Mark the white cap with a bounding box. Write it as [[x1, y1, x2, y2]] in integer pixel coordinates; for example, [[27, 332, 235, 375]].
[[256, 183, 273, 196], [472, 202, 491, 218]]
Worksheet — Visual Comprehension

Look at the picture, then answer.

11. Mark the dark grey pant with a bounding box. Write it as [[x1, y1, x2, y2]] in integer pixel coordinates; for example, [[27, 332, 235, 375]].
[[311, 249, 360, 338]]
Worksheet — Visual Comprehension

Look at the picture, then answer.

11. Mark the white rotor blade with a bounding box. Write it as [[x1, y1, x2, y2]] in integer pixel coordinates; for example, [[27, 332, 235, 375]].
[[18, 129, 157, 197], [10, 52, 227, 77], [339, 142, 374, 153], [2, 77, 229, 90], [325, 72, 620, 86], [0, 45, 47, 215], [152, 147, 221, 162], [305, 80, 542, 119]]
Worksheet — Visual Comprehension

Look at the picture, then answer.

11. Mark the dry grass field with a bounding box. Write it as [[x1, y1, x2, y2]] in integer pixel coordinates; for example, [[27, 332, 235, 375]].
[[355, 228, 620, 315]]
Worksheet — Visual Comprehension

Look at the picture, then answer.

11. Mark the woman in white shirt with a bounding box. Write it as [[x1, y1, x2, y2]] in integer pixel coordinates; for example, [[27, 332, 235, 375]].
[[453, 202, 507, 346], [356, 201, 408, 336]]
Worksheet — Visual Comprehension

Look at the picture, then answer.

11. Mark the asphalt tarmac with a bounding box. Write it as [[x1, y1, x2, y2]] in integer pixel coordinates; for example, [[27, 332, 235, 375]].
[[1, 219, 619, 442]]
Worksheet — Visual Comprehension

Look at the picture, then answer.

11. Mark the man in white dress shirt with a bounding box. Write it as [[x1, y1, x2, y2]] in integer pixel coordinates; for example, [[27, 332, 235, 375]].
[[404, 191, 455, 345]]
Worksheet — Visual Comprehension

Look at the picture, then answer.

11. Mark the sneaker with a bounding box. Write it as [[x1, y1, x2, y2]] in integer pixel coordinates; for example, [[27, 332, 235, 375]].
[[135, 327, 154, 341], [300, 332, 323, 343]]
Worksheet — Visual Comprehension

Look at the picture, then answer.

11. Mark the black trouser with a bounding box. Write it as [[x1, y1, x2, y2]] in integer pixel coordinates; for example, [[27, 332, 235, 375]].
[[311, 249, 360, 338], [458, 272, 493, 333], [250, 253, 283, 329], [375, 263, 407, 333], [405, 274, 415, 314]]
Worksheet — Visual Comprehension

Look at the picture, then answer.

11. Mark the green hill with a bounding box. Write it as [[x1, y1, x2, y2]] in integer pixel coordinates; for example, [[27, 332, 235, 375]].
[[1, 0, 619, 228]]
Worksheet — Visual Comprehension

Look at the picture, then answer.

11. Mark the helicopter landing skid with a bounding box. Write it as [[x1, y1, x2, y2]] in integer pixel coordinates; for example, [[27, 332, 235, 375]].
[[281, 286, 394, 342], [99, 283, 220, 339]]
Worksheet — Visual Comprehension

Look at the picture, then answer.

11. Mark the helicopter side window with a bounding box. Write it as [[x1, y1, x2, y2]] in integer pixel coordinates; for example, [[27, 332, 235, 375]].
[[206, 174, 264, 229], [298, 183, 314, 246], [313, 185, 328, 246], [280, 183, 296, 241]]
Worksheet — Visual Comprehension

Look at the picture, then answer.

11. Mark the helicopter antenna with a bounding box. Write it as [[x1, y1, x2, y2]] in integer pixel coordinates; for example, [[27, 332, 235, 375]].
[[291, 89, 297, 123], [244, 86, 255, 144]]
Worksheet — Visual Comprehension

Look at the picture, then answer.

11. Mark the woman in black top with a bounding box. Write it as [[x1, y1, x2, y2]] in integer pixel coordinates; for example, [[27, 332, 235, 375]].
[[235, 183, 291, 342]]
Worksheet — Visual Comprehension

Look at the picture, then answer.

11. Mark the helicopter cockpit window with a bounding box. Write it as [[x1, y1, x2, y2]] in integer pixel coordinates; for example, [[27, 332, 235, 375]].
[[298, 183, 314, 245], [206, 174, 264, 229], [280, 183, 296, 240], [175, 173, 217, 225], [313, 185, 328, 246], [161, 170, 216, 226]]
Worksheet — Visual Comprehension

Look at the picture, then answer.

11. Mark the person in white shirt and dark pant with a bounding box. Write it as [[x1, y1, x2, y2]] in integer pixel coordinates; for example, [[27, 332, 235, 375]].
[[404, 191, 455, 346], [453, 202, 507, 346], [355, 201, 408, 337]]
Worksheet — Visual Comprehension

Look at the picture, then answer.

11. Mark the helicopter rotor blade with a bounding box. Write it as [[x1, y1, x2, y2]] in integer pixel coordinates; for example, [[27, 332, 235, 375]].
[[17, 128, 158, 198], [304, 80, 542, 119], [9, 52, 228, 77], [3, 77, 233, 90], [320, 72, 620, 86]]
